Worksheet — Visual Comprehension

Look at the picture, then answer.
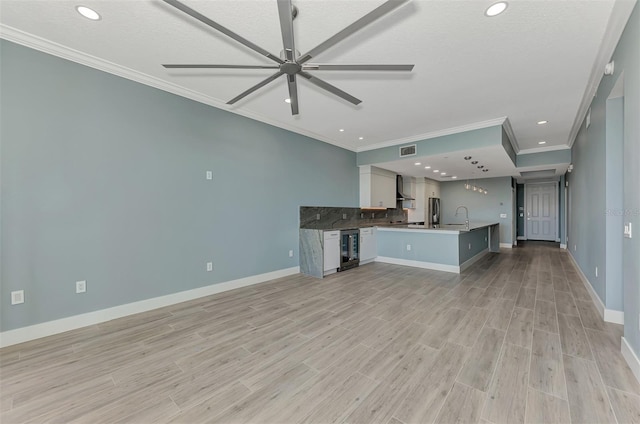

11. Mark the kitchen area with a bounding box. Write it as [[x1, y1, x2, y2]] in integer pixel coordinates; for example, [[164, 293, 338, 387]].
[[300, 166, 501, 278]]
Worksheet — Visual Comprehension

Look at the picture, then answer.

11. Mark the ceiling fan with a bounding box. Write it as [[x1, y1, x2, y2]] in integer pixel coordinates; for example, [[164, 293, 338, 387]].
[[161, 0, 414, 115]]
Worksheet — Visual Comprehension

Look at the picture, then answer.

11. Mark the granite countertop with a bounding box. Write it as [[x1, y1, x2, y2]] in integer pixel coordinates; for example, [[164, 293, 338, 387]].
[[305, 222, 499, 232], [377, 222, 499, 234]]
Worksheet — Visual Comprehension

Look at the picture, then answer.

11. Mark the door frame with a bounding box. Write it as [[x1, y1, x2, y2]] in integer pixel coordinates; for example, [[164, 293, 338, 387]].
[[524, 181, 559, 241]]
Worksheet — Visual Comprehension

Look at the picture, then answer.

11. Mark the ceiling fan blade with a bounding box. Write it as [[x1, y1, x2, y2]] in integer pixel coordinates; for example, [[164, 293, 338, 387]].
[[162, 0, 284, 64], [302, 64, 414, 71], [277, 0, 296, 61], [298, 71, 361, 105], [163, 64, 280, 69], [227, 71, 284, 105], [287, 74, 299, 115], [298, 0, 409, 64]]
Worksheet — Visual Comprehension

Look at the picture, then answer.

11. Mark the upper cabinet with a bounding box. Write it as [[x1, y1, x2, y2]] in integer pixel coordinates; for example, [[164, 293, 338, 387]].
[[359, 166, 396, 208]]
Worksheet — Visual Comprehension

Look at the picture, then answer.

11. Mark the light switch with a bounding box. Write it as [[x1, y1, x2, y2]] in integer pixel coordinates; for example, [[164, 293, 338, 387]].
[[500, 213, 507, 218], [624, 223, 632, 238], [205, 171, 213, 180]]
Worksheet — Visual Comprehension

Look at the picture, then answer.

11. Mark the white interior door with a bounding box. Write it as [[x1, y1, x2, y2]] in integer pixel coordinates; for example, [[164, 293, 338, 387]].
[[526, 183, 557, 241]]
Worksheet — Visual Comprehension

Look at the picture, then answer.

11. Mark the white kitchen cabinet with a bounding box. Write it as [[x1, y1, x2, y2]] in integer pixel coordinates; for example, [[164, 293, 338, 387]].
[[359, 165, 396, 208], [323, 230, 340, 275], [360, 227, 377, 264], [408, 177, 441, 223]]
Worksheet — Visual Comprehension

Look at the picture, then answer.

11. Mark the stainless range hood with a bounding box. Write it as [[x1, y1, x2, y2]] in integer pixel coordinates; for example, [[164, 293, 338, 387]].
[[396, 175, 414, 201]]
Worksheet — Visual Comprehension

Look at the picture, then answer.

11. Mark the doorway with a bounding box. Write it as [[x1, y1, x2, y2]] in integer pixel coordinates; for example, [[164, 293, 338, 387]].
[[526, 182, 558, 241]]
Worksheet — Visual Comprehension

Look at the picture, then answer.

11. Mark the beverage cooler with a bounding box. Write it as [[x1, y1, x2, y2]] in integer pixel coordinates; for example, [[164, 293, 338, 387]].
[[339, 229, 360, 271]]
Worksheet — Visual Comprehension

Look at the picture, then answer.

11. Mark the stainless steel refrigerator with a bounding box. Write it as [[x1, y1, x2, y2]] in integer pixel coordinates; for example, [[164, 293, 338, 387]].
[[428, 197, 441, 227]]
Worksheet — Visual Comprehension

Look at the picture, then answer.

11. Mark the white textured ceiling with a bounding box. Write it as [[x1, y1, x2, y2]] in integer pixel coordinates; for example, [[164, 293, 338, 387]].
[[0, 0, 635, 158]]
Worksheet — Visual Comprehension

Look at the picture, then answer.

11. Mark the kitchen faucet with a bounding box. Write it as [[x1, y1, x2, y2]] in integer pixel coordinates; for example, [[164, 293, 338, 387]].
[[455, 206, 469, 230]]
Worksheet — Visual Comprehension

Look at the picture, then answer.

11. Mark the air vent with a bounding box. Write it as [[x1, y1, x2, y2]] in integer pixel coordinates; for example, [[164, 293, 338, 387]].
[[399, 145, 417, 157]]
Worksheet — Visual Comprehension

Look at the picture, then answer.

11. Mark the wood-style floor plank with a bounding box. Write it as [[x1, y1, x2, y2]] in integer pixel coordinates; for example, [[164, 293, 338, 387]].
[[525, 388, 571, 424], [434, 382, 486, 424], [529, 329, 567, 399], [563, 354, 617, 424], [457, 326, 506, 392], [481, 343, 530, 424], [2, 242, 638, 424], [557, 313, 593, 360]]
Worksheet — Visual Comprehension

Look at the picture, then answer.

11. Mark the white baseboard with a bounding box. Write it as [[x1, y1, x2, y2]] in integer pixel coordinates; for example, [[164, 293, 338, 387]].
[[517, 236, 526, 241], [460, 249, 490, 272], [0, 266, 300, 348], [567, 252, 623, 324], [500, 243, 513, 249], [621, 337, 640, 385], [560, 243, 567, 249], [376, 257, 459, 273], [604, 309, 625, 325]]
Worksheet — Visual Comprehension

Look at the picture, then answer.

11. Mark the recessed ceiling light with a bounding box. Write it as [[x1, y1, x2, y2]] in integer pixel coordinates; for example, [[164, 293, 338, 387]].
[[441, 172, 446, 175], [452, 176, 458, 179], [485, 2, 508, 17], [284, 98, 291, 104], [538, 141, 547, 145], [537, 120, 548, 125], [483, 169, 489, 172], [339, 129, 345, 132], [358, 137, 364, 140], [464, 156, 472, 160], [414, 162, 422, 166], [424, 166, 431, 169], [471, 161, 478, 165], [433, 170, 439, 173], [76, 5, 101, 20], [477, 165, 484, 169]]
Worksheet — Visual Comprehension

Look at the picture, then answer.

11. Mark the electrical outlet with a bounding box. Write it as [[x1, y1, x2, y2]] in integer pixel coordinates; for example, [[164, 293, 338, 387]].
[[205, 171, 212, 180], [206, 262, 213, 272], [595, 267, 598, 277], [468, 243, 472, 250], [406, 244, 411, 251], [500, 213, 507, 218], [574, 244, 577, 251], [342, 214, 347, 219], [316, 214, 320, 220], [11, 290, 24, 305], [76, 280, 87, 294], [288, 250, 294, 258]]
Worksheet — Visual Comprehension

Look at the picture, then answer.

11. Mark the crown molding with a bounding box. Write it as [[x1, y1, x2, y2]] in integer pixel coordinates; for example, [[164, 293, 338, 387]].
[[356, 117, 508, 152], [0, 25, 358, 152], [566, 0, 637, 147]]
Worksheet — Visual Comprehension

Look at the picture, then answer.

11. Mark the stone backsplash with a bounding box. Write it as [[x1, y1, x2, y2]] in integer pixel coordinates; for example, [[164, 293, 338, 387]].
[[300, 205, 408, 230]]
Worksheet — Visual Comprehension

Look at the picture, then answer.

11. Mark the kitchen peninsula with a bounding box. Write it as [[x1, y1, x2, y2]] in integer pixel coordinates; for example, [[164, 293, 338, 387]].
[[376, 222, 500, 273], [299, 204, 499, 277]]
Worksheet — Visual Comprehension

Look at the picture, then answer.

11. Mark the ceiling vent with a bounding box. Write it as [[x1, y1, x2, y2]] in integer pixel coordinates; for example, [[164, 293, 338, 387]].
[[399, 145, 417, 157]]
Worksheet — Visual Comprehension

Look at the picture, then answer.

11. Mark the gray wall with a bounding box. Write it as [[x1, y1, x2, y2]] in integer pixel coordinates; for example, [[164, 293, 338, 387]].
[[0, 41, 358, 331], [357, 126, 502, 166], [605, 97, 624, 311], [568, 3, 639, 357], [440, 177, 514, 245]]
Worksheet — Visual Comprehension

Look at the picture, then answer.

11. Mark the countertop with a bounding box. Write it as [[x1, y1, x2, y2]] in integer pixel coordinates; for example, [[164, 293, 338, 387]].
[[308, 222, 499, 234], [377, 222, 499, 234]]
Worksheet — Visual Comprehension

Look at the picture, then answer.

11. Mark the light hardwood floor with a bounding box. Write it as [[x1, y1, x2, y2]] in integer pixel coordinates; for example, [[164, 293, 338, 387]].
[[2, 242, 640, 423]]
